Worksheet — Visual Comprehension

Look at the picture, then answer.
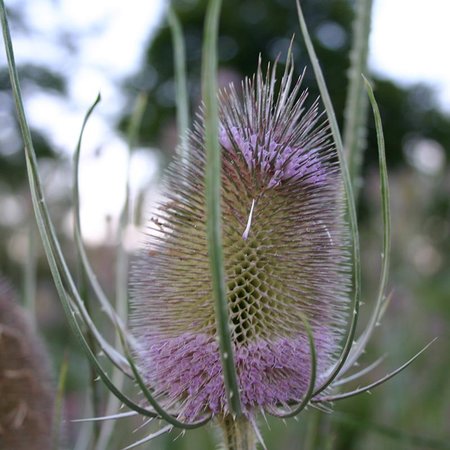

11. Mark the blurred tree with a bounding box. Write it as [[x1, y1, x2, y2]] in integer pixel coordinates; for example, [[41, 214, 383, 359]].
[[124, 0, 353, 155], [123, 0, 450, 172]]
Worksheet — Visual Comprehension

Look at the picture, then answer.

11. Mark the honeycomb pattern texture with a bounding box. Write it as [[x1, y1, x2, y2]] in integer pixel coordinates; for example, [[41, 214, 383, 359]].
[[131, 60, 351, 420]]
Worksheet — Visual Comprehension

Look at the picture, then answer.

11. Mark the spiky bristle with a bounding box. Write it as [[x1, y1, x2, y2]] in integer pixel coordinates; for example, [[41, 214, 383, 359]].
[[131, 58, 351, 421]]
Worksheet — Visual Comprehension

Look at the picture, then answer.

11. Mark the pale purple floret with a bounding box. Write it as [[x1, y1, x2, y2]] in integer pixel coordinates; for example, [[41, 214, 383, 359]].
[[139, 330, 336, 420], [219, 126, 327, 188]]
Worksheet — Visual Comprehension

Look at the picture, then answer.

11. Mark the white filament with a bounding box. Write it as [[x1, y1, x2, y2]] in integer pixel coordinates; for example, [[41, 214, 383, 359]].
[[242, 199, 256, 240]]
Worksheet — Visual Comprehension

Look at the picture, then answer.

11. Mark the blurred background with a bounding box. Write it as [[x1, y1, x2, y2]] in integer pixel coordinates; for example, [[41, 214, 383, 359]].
[[0, 0, 449, 448]]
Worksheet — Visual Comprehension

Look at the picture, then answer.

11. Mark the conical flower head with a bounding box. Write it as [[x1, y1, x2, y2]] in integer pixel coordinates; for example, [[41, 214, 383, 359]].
[[131, 59, 351, 421]]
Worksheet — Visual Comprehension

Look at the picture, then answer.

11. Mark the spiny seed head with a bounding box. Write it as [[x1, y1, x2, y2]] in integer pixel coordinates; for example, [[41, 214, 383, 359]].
[[0, 279, 55, 449], [131, 58, 352, 421]]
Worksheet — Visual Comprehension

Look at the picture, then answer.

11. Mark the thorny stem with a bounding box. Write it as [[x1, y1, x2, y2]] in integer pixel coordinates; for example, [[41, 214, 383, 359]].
[[218, 416, 257, 450]]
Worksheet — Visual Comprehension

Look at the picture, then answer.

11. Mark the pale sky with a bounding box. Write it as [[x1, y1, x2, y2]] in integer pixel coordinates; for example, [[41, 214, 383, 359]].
[[371, 0, 450, 110], [2, 0, 449, 243]]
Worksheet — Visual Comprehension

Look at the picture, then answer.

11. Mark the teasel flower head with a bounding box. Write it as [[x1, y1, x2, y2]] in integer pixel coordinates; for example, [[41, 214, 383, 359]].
[[131, 56, 352, 425]]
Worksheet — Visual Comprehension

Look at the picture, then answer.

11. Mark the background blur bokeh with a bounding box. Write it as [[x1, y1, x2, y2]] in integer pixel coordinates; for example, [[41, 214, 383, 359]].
[[0, 0, 449, 449]]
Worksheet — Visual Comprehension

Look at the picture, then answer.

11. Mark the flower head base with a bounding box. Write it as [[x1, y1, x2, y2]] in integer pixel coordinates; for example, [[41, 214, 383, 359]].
[[131, 59, 352, 421]]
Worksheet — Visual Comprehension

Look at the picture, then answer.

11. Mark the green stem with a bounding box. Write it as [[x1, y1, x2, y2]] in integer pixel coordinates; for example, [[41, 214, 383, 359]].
[[168, 6, 190, 161], [343, 0, 373, 196], [202, 0, 242, 417], [303, 409, 321, 450], [218, 416, 257, 450]]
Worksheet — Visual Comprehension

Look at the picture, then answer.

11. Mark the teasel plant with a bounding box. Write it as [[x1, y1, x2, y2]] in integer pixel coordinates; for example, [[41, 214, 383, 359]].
[[0, 0, 435, 448]]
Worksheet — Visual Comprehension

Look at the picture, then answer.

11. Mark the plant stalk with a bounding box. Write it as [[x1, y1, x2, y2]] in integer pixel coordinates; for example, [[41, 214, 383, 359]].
[[202, 0, 242, 417], [343, 0, 373, 197], [218, 416, 257, 450]]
